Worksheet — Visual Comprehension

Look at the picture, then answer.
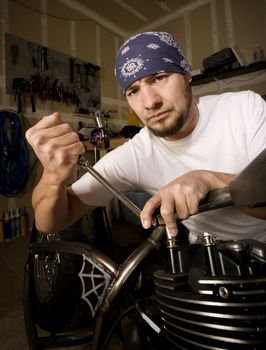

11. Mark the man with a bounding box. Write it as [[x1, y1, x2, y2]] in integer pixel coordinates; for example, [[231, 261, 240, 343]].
[[26, 31, 266, 242]]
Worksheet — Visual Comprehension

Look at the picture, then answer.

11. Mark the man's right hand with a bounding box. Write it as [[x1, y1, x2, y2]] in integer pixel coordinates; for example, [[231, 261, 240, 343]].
[[140, 170, 236, 236], [26, 112, 85, 185]]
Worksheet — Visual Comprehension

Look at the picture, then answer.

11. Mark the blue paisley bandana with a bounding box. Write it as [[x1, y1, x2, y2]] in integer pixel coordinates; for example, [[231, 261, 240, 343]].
[[115, 31, 191, 93]]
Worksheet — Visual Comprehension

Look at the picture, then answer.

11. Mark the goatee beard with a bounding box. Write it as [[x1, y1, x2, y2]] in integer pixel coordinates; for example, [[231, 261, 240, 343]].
[[148, 84, 193, 138]]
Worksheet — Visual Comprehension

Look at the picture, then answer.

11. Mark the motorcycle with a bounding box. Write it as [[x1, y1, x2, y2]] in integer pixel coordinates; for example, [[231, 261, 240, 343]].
[[23, 149, 266, 349]]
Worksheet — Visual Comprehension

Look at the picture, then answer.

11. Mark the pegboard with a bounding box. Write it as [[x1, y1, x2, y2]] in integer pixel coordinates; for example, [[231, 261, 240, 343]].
[[5, 32, 101, 112]]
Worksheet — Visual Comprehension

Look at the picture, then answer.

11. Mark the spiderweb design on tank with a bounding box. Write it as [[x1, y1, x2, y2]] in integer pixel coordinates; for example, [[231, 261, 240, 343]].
[[78, 254, 112, 317]]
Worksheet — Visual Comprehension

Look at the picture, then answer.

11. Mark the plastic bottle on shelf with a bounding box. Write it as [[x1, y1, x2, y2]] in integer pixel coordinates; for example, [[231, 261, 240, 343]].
[[3, 211, 12, 241], [0, 212, 4, 243], [10, 209, 16, 239], [253, 44, 264, 63], [14, 208, 21, 237], [20, 207, 29, 236]]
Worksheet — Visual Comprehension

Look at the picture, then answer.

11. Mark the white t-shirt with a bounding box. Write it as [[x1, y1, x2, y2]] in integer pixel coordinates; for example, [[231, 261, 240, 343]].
[[72, 90, 266, 242]]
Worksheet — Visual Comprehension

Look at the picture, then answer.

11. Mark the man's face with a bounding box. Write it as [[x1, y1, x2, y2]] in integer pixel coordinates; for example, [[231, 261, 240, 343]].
[[125, 72, 194, 140]]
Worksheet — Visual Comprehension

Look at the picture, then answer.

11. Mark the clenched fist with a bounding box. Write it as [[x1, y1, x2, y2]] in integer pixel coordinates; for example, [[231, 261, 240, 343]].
[[26, 112, 85, 185]]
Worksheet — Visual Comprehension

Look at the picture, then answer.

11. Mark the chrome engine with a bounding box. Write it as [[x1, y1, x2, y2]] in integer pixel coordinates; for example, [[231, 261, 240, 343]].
[[154, 236, 266, 349]]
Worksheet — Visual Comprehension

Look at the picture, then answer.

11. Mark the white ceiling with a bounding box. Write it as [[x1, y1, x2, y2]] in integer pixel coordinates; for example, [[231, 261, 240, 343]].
[[59, 0, 198, 37]]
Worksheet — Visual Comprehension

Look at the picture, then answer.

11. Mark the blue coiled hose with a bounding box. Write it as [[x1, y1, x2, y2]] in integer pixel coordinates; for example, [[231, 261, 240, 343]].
[[0, 110, 30, 196]]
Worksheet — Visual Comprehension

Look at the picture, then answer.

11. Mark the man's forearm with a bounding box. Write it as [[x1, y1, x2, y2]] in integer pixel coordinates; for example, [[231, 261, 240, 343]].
[[32, 176, 72, 233]]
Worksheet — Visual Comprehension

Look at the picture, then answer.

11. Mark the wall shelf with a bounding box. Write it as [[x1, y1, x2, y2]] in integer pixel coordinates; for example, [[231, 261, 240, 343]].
[[191, 61, 266, 86]]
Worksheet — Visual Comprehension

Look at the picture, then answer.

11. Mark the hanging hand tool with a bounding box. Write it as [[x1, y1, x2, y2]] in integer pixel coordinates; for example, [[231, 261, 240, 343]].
[[71, 89, 80, 108], [74, 63, 82, 89], [42, 47, 49, 71], [29, 80, 36, 112], [13, 78, 25, 114], [69, 58, 74, 83], [50, 79, 58, 101], [11, 43, 18, 65], [84, 63, 98, 92], [28, 42, 37, 67], [17, 86, 22, 114], [38, 46, 48, 71]]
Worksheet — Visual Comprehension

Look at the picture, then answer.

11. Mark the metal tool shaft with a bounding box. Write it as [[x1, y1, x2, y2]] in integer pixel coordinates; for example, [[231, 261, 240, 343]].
[[79, 155, 142, 219]]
